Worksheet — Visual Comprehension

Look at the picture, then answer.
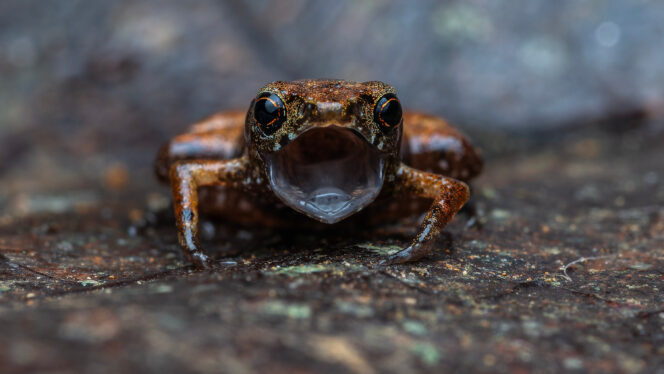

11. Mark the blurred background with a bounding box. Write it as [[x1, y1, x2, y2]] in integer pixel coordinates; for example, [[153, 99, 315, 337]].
[[3, 3, 664, 373], [1, 0, 663, 214]]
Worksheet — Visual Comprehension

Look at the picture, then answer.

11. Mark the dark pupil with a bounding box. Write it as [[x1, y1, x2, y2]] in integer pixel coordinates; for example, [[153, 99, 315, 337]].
[[375, 94, 402, 132], [254, 93, 286, 135]]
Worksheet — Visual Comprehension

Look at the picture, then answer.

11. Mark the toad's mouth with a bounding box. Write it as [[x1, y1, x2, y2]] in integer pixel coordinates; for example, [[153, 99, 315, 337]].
[[265, 126, 387, 224]]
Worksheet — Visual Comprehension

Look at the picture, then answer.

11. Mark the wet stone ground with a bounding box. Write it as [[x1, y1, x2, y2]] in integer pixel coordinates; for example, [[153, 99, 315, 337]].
[[0, 126, 663, 374]]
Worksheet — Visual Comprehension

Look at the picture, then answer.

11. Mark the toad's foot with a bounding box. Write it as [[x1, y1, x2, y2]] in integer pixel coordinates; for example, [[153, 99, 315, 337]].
[[379, 164, 469, 265], [170, 158, 253, 269]]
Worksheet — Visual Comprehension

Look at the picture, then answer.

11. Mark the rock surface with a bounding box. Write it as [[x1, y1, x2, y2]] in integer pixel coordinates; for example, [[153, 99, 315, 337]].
[[1, 124, 663, 373]]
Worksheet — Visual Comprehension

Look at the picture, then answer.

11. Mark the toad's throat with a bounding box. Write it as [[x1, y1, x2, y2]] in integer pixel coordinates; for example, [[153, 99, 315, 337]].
[[265, 126, 387, 224]]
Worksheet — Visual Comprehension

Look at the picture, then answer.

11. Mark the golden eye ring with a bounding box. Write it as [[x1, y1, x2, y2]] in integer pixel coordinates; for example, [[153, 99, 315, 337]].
[[254, 92, 286, 135], [374, 93, 402, 133]]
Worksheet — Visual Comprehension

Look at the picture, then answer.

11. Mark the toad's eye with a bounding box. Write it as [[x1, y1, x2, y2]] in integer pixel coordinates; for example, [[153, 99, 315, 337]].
[[374, 93, 402, 133], [254, 92, 286, 135]]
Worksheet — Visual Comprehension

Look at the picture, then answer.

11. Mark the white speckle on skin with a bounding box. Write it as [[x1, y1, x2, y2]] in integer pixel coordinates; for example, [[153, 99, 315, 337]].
[[273, 143, 281, 151], [409, 135, 463, 155]]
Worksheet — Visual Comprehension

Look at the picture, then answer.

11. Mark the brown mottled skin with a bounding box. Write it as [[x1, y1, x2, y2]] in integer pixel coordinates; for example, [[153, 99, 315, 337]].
[[155, 80, 483, 269]]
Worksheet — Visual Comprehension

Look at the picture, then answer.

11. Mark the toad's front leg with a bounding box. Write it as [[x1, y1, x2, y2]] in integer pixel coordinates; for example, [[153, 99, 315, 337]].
[[170, 157, 252, 269], [381, 164, 470, 265]]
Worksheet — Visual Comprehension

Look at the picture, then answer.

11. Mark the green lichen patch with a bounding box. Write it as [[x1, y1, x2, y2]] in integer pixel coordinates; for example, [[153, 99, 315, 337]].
[[410, 341, 441, 366], [79, 280, 102, 287], [402, 320, 428, 336], [355, 242, 402, 255], [259, 301, 312, 319], [265, 262, 364, 277]]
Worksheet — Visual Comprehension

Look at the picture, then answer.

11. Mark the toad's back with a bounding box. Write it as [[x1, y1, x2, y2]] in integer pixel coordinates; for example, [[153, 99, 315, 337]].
[[156, 111, 481, 183]]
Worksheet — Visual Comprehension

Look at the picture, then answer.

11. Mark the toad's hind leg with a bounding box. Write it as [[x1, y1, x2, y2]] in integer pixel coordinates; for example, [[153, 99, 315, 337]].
[[155, 111, 246, 181], [380, 164, 469, 265], [402, 112, 483, 228], [401, 112, 482, 182], [170, 158, 252, 269]]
